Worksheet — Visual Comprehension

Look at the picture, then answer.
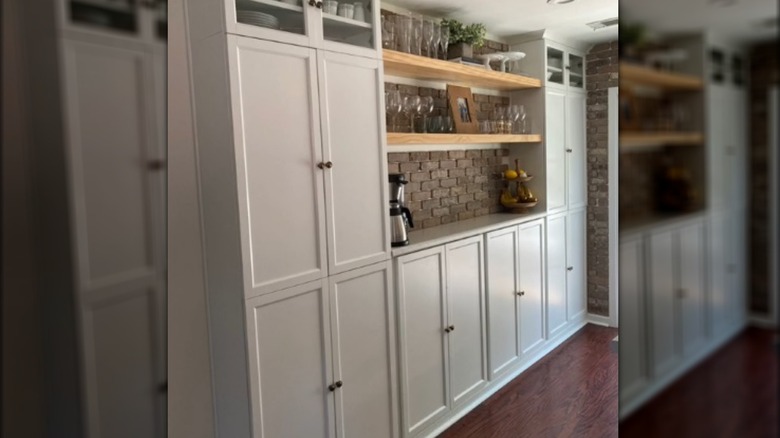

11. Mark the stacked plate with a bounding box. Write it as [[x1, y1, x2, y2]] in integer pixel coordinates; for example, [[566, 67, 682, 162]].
[[236, 10, 280, 29]]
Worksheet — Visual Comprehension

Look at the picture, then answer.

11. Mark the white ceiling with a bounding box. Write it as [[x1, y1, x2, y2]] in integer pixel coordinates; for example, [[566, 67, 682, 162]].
[[620, 0, 778, 45], [383, 0, 620, 47]]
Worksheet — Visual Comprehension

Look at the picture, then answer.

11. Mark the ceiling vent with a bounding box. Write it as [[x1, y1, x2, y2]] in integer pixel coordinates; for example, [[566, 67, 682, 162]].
[[586, 17, 619, 30]]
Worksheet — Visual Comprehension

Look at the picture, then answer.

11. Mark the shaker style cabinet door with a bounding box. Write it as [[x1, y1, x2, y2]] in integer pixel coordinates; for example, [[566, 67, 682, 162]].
[[227, 36, 328, 297], [485, 226, 521, 378], [648, 228, 681, 379], [565, 209, 587, 321], [546, 213, 568, 338], [545, 91, 567, 213], [678, 221, 707, 357], [445, 237, 487, 407], [396, 247, 450, 436], [565, 93, 587, 210], [318, 51, 390, 275], [517, 219, 546, 356], [618, 235, 649, 403], [329, 262, 398, 438], [245, 280, 335, 438]]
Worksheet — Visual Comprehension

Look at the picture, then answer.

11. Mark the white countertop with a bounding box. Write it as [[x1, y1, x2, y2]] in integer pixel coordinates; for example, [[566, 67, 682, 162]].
[[391, 212, 547, 257]]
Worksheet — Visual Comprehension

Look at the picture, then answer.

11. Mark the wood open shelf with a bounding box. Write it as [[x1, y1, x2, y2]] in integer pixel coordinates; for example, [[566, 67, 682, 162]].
[[620, 63, 703, 91], [620, 131, 704, 149], [383, 50, 542, 91], [387, 133, 542, 145]]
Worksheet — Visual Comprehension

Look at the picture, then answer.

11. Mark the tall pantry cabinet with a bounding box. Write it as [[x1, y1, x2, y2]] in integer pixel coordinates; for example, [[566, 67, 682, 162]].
[[184, 0, 394, 436]]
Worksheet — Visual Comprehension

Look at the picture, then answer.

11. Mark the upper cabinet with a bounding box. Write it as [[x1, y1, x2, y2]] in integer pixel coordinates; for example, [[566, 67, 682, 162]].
[[187, 0, 380, 58], [60, 0, 167, 44], [545, 44, 584, 91]]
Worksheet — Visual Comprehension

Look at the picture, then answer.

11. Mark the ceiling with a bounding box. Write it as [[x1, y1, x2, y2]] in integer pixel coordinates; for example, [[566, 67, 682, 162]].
[[383, 0, 620, 46], [620, 0, 778, 45]]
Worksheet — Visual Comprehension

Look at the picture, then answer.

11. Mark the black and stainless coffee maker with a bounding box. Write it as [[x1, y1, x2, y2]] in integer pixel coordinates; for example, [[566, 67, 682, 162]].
[[389, 174, 414, 247]]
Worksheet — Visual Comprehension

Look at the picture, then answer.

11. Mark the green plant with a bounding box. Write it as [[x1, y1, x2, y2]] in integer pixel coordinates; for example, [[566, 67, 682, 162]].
[[441, 19, 486, 48]]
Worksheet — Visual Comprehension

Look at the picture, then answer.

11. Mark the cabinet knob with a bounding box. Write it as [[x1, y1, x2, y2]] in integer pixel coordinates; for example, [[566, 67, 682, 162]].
[[516, 291, 525, 296], [309, 0, 316, 6], [147, 159, 166, 171], [567, 266, 573, 271], [449, 325, 455, 332], [325, 161, 333, 168], [316, 0, 323, 7], [566, 148, 573, 153], [335, 380, 343, 388], [328, 383, 337, 391]]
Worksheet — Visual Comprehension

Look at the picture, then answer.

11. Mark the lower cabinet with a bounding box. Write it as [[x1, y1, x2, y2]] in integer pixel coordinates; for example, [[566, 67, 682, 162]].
[[618, 234, 649, 404], [396, 236, 487, 437], [709, 210, 747, 340], [485, 220, 546, 379], [245, 261, 397, 438], [546, 210, 586, 339]]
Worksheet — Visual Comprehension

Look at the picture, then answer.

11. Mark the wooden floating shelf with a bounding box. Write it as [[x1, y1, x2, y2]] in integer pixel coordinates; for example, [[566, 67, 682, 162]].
[[387, 133, 542, 145], [620, 131, 704, 149], [383, 50, 542, 91], [620, 63, 703, 91]]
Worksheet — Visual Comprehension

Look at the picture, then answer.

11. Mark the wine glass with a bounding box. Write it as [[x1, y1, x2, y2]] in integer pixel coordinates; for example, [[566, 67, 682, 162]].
[[403, 95, 421, 132], [439, 24, 450, 60], [385, 90, 402, 132], [422, 17, 434, 58], [508, 105, 520, 134], [516, 105, 527, 133], [420, 96, 434, 132], [410, 14, 423, 55], [431, 21, 441, 59]]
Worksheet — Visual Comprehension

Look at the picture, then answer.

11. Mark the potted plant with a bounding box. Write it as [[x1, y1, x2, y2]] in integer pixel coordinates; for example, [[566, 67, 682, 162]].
[[441, 19, 486, 59]]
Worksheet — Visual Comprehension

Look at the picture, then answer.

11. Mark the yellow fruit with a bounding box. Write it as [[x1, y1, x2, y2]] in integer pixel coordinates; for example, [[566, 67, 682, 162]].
[[504, 170, 518, 180], [518, 169, 528, 178]]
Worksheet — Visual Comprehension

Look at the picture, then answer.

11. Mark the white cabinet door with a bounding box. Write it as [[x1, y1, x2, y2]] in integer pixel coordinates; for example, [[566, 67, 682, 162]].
[[566, 93, 587, 210], [227, 36, 328, 296], [445, 237, 487, 406], [318, 51, 389, 275], [396, 247, 449, 436], [618, 235, 649, 402], [648, 229, 680, 378], [329, 262, 398, 438], [678, 221, 707, 357], [709, 212, 731, 339], [61, 38, 166, 438], [546, 213, 568, 337], [245, 280, 334, 438], [518, 219, 546, 356], [485, 227, 521, 378], [566, 209, 587, 321], [546, 91, 567, 213]]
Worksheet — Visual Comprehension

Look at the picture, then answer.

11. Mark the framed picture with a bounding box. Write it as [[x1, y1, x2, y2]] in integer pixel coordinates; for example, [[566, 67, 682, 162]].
[[447, 84, 479, 133]]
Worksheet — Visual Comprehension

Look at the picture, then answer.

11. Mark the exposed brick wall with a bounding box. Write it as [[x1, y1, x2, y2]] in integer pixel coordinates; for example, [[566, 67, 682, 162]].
[[585, 41, 618, 317], [384, 83, 511, 132], [748, 41, 779, 315], [387, 149, 509, 229]]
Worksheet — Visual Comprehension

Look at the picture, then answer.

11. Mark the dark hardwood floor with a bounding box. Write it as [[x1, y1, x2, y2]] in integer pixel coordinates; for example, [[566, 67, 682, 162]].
[[620, 327, 780, 438], [439, 324, 619, 438]]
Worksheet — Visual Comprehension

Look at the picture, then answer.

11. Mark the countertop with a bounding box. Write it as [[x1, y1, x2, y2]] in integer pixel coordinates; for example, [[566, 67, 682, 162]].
[[620, 210, 707, 236], [391, 212, 547, 257]]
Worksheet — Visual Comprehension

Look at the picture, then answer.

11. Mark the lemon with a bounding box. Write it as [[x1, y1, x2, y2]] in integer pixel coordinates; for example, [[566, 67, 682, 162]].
[[504, 170, 518, 180]]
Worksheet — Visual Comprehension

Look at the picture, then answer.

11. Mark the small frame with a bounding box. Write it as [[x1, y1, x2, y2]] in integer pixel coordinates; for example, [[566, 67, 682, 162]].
[[447, 84, 479, 134]]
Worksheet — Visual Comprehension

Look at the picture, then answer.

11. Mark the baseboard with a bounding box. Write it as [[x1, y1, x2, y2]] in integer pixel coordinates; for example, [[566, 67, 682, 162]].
[[749, 314, 778, 329], [419, 320, 589, 438], [586, 313, 612, 327], [619, 321, 746, 420]]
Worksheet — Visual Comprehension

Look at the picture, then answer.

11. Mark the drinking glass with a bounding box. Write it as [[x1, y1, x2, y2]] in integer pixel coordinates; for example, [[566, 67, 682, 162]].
[[516, 105, 528, 133], [402, 95, 421, 132], [323, 0, 338, 14], [442, 116, 454, 133], [395, 14, 411, 53], [428, 115, 443, 133], [492, 107, 507, 134], [410, 14, 423, 56], [479, 120, 494, 134], [431, 21, 441, 59], [385, 90, 402, 132], [440, 24, 450, 60], [381, 14, 395, 50], [422, 17, 434, 58], [420, 96, 434, 132]]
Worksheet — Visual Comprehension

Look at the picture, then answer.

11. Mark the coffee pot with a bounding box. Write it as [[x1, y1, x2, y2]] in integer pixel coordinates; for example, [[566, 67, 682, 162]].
[[389, 174, 414, 247]]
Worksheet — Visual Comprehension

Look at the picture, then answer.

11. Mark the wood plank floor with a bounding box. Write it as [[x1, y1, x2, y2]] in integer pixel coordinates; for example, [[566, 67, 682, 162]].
[[620, 327, 780, 438], [439, 324, 619, 438]]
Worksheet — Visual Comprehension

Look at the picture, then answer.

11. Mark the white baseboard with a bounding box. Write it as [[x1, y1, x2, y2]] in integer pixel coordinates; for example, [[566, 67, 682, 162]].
[[586, 313, 612, 327], [749, 314, 778, 328]]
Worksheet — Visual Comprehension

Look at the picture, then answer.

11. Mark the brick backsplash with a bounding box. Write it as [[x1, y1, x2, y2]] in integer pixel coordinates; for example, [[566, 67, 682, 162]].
[[388, 149, 510, 229], [385, 83, 510, 133]]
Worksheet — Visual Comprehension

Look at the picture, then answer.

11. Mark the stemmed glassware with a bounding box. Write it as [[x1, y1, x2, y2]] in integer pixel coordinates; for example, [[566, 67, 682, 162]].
[[516, 105, 528, 133], [381, 14, 396, 50], [439, 24, 450, 60], [385, 90, 402, 132], [431, 21, 441, 59], [420, 96, 434, 132], [410, 14, 423, 56], [422, 17, 434, 58], [403, 95, 422, 132]]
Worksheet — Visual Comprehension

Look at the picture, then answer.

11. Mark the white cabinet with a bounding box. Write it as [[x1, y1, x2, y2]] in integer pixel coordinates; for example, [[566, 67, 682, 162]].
[[245, 261, 397, 438], [509, 38, 586, 91], [546, 213, 568, 337], [396, 236, 486, 436], [485, 226, 521, 378], [618, 235, 649, 403], [188, 0, 380, 58], [222, 35, 388, 296], [566, 208, 587, 321], [545, 90, 587, 213], [647, 219, 707, 379], [517, 219, 546, 356]]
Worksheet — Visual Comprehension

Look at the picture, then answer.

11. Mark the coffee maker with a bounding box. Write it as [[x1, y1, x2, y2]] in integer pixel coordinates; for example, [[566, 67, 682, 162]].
[[389, 174, 414, 247]]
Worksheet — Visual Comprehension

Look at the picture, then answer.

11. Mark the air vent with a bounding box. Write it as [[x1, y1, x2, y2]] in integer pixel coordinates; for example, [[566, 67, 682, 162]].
[[586, 17, 619, 30]]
